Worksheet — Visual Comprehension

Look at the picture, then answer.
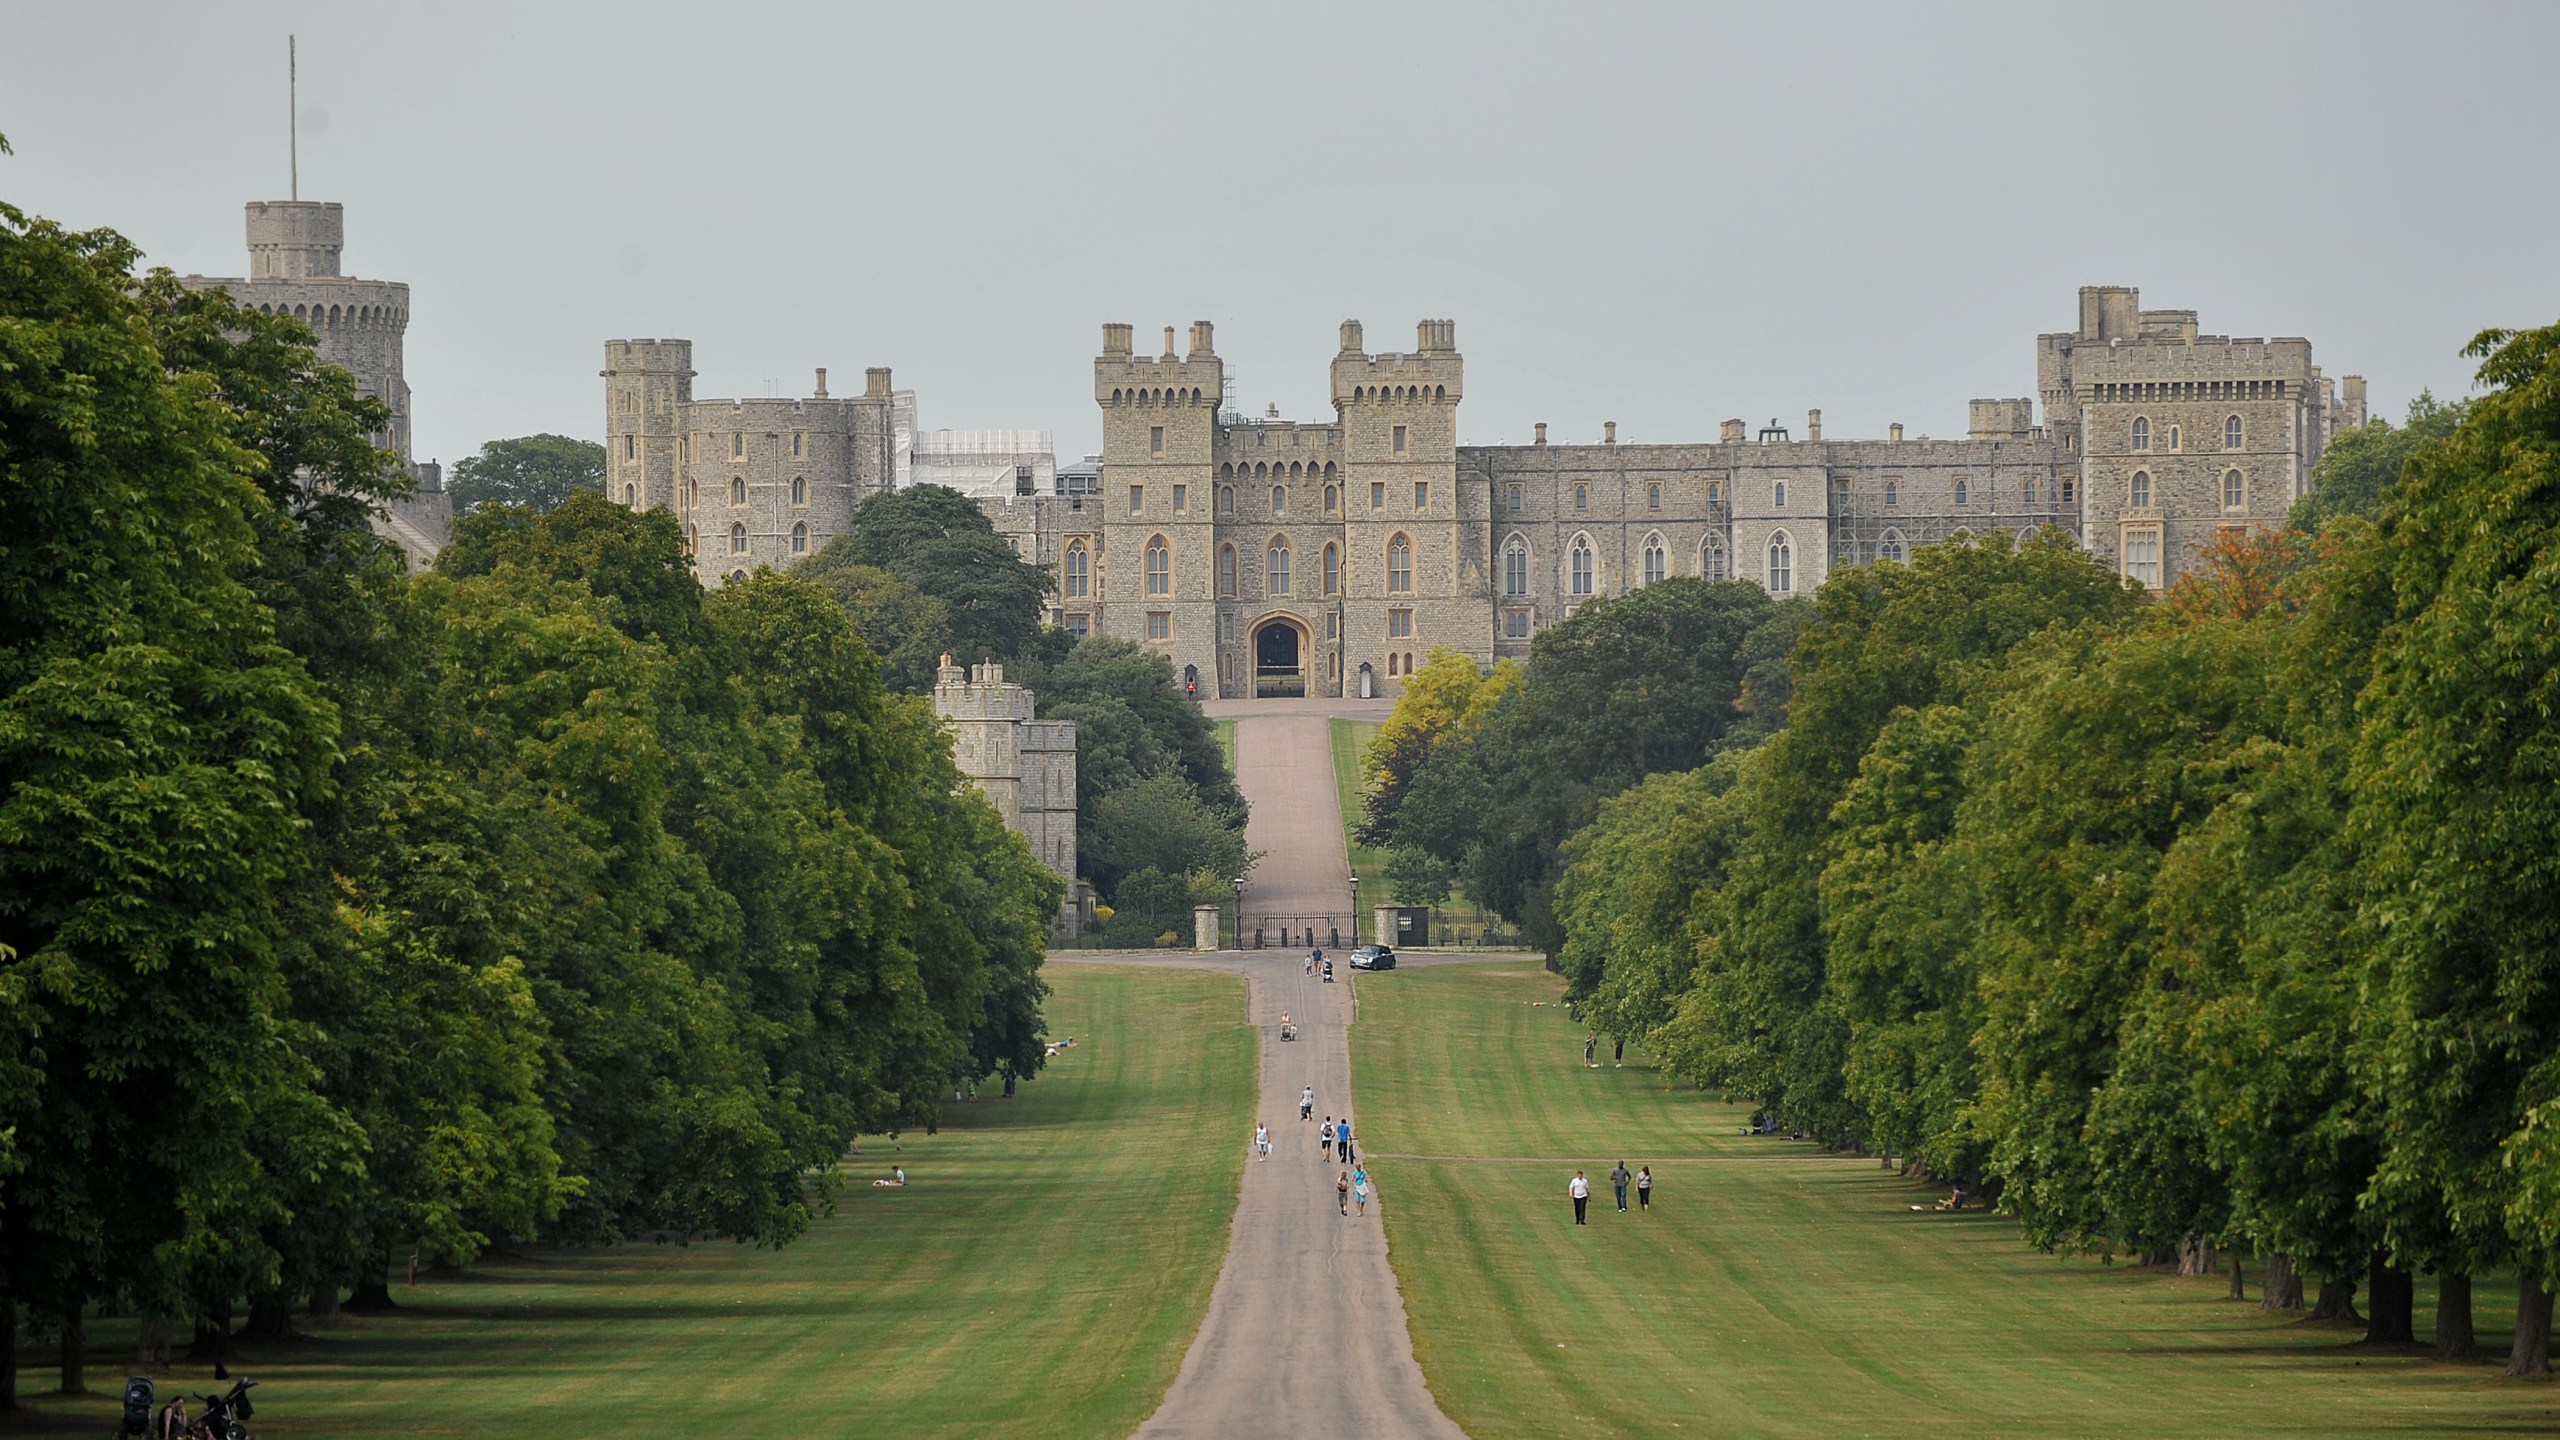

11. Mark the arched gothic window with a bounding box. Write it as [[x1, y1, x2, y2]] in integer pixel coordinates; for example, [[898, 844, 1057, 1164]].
[[1642, 536, 1667, 586], [623, 484, 637, 507], [1701, 535, 1728, 582], [2130, 471, 2153, 509], [1954, 478, 1970, 505], [1880, 529, 1906, 564], [2023, 477, 2038, 505], [1503, 536, 1529, 597], [1387, 536, 1413, 594], [1065, 541, 1089, 598], [1219, 487, 1235, 517], [2226, 415, 2244, 451], [1569, 536, 1594, 596], [791, 521, 809, 554], [790, 476, 806, 505], [684, 523, 698, 555], [1218, 543, 1238, 597], [1884, 479, 1899, 507], [2132, 417, 2152, 451], [2224, 470, 2245, 510], [1766, 531, 1794, 594], [1773, 480, 1789, 508], [1268, 540, 1291, 595], [1322, 543, 1340, 596], [729, 521, 747, 555], [731, 477, 747, 505], [2168, 424, 2182, 452], [1146, 537, 1171, 596], [1324, 484, 1339, 513]]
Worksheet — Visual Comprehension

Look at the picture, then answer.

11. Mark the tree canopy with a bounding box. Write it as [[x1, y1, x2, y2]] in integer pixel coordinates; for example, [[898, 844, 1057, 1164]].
[[448, 433, 606, 513]]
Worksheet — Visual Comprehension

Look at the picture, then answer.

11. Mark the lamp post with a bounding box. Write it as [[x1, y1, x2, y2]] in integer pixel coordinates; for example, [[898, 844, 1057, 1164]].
[[1232, 875, 1247, 951], [1347, 873, 1360, 947]]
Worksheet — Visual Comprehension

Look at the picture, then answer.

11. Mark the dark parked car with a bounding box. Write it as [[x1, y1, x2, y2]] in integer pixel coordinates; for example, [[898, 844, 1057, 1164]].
[[1348, 945, 1396, 971]]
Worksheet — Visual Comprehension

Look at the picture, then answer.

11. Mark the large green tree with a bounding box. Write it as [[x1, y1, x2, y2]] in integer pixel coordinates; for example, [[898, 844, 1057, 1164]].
[[2349, 322, 2560, 1375], [448, 433, 606, 513], [834, 485, 1053, 666]]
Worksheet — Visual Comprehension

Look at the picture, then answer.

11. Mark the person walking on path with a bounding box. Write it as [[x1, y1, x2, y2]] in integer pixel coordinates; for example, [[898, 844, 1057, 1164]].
[[1570, 1171, 1591, 1225], [1337, 1169, 1352, 1215], [1636, 1166, 1652, 1211], [1320, 1115, 1334, 1159], [1610, 1161, 1632, 1212], [1614, 1036, 1625, 1068], [1255, 1121, 1271, 1162], [1353, 1164, 1371, 1216], [1585, 1035, 1598, 1068], [1300, 1085, 1315, 1122], [1338, 1118, 1355, 1166]]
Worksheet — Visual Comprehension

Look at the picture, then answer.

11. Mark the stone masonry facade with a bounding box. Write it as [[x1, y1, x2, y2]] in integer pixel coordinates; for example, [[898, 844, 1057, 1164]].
[[184, 200, 453, 566], [930, 658, 1082, 935], [1014, 289, 2363, 698]]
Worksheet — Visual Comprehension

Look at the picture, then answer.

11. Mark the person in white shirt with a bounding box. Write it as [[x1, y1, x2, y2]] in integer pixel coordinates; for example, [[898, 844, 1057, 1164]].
[[1255, 1122, 1271, 1161], [1569, 1170, 1591, 1225]]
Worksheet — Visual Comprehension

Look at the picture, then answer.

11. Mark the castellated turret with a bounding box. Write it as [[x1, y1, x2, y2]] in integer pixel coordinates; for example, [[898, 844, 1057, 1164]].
[[932, 657, 1082, 935]]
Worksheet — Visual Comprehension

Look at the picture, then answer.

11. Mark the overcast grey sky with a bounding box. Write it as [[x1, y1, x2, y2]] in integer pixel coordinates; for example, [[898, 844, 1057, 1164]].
[[7, 2, 2556, 468]]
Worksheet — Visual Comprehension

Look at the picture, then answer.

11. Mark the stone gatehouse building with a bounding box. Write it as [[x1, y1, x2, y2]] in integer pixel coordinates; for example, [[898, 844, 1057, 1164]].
[[606, 286, 2364, 700]]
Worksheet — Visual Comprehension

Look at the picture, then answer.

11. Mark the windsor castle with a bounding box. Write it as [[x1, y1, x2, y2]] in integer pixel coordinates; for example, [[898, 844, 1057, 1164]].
[[605, 289, 2365, 701]]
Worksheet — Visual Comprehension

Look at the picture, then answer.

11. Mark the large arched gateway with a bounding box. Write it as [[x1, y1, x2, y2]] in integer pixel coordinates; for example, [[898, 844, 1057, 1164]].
[[1252, 617, 1307, 698]]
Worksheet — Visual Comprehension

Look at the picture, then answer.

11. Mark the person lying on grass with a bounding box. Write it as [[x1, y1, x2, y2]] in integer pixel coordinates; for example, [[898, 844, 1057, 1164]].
[[872, 1166, 908, 1187]]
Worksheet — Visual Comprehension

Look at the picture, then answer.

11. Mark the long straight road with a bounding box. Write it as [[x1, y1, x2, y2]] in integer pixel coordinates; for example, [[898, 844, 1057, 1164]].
[[1112, 709, 1465, 1440]]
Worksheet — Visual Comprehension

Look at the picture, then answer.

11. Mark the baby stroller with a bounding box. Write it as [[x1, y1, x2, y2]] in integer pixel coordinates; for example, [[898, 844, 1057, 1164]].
[[1280, 1017, 1298, 1042], [1322, 959, 1336, 983]]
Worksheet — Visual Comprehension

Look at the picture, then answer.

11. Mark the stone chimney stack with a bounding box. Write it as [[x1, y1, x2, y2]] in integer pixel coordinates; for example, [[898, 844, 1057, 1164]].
[[1534, 422, 1547, 445], [1807, 408, 1823, 442], [1162, 326, 1178, 359], [1603, 421, 1617, 445], [1103, 322, 1134, 357], [1890, 422, 1905, 444], [1720, 419, 1747, 444], [813, 367, 828, 398], [866, 367, 892, 400], [1339, 319, 1364, 354], [1188, 320, 1216, 357]]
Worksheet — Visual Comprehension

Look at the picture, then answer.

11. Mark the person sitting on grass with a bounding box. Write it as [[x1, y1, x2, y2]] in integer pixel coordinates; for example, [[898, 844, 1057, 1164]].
[[872, 1166, 907, 1187]]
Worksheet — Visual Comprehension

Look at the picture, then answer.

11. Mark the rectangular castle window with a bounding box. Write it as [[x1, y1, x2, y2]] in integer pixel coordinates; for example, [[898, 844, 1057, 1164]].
[[792, 432, 803, 458], [1648, 483, 1661, 511], [1327, 612, 1340, 640], [1371, 482, 1385, 510], [1151, 426, 1165, 456], [1502, 608, 1530, 639], [1394, 425, 1408, 454], [1388, 608, 1413, 639], [2124, 527, 2162, 589], [1145, 611, 1171, 641], [1414, 481, 1430, 510], [1506, 484, 1522, 513], [1129, 484, 1144, 514], [1173, 484, 1188, 512]]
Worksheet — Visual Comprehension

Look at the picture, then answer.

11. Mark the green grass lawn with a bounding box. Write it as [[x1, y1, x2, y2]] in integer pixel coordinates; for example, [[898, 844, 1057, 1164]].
[[9, 965, 1251, 1439], [1330, 717, 1514, 947], [1354, 961, 2552, 1439], [1214, 716, 1236, 774]]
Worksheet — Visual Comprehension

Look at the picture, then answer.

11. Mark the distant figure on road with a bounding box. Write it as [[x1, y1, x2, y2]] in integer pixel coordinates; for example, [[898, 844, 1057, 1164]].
[[1321, 1115, 1335, 1159], [1569, 1170, 1591, 1225], [1353, 1164, 1371, 1216], [1585, 1035, 1598, 1068], [1637, 1165, 1652, 1211], [1255, 1121, 1271, 1162], [1611, 1161, 1632, 1212], [1337, 1169, 1352, 1215], [1300, 1085, 1315, 1121], [1338, 1118, 1355, 1165]]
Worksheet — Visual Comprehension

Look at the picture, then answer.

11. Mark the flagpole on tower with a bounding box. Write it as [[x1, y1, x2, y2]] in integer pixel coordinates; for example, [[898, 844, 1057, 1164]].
[[289, 35, 298, 201]]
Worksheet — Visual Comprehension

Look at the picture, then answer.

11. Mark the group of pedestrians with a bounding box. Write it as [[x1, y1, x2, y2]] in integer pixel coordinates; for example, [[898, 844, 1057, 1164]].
[[1258, 1100, 1374, 1216], [1567, 1162, 1652, 1224]]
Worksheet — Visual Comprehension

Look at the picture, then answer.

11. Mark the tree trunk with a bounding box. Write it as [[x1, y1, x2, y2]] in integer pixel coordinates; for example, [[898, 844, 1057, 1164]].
[[2363, 1253, 2414, 1344], [2177, 1235, 2217, 1278], [345, 1246, 397, 1311], [135, 1314, 172, 1367], [2509, 1272, 2553, 1377], [242, 1294, 294, 1341], [189, 1298, 232, 1361], [2261, 1253, 2305, 1312], [2227, 1252, 2246, 1301], [2434, 1273, 2475, 1359], [307, 1281, 342, 1319], [2308, 1275, 2362, 1324], [56, 1301, 84, 1395], [1, 1297, 17, 1412]]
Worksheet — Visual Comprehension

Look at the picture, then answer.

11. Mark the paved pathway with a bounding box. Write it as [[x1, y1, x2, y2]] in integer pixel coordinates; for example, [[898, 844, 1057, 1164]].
[[1053, 709, 1464, 1439]]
